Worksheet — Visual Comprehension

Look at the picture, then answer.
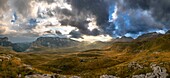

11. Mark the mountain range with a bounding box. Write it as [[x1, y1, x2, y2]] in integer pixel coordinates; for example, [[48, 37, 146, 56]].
[[0, 30, 170, 52], [0, 30, 170, 77]]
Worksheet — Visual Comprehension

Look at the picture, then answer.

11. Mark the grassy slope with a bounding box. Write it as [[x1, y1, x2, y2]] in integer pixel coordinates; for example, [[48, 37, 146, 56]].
[[1, 34, 170, 78], [0, 47, 38, 78]]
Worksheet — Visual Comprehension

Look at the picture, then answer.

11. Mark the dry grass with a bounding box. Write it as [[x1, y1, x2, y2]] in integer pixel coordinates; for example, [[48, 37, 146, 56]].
[[1, 34, 170, 77]]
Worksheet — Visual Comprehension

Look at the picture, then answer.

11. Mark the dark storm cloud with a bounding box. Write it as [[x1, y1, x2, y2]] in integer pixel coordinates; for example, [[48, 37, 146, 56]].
[[125, 0, 150, 10], [69, 30, 82, 38], [59, 19, 90, 33], [125, 0, 170, 26], [91, 29, 101, 36], [55, 8, 73, 16], [56, 0, 114, 37], [111, 9, 165, 36], [60, 18, 101, 37], [66, 0, 109, 25], [1, 0, 170, 40], [97, 0, 170, 37]]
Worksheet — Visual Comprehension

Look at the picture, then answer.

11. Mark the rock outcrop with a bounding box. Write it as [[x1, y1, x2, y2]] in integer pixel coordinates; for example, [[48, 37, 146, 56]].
[[128, 62, 143, 70], [132, 64, 169, 78], [100, 75, 120, 78]]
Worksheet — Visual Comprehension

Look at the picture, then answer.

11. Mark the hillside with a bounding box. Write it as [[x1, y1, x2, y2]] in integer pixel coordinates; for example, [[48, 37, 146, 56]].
[[0, 33, 170, 78], [109, 34, 170, 53]]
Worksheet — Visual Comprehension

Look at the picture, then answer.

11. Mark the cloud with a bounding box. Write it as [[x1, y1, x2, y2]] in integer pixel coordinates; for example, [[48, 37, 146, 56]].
[[69, 30, 82, 38], [67, 0, 109, 25], [107, 0, 169, 38], [71, 35, 112, 43], [124, 0, 170, 27], [0, 0, 170, 42], [8, 0, 33, 18], [0, 0, 9, 13]]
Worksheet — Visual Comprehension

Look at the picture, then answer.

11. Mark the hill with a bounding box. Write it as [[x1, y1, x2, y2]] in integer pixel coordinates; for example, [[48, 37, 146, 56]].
[[0, 32, 170, 78]]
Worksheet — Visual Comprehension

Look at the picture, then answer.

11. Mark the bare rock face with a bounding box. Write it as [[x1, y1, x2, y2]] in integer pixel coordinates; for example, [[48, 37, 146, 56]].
[[132, 64, 169, 78]]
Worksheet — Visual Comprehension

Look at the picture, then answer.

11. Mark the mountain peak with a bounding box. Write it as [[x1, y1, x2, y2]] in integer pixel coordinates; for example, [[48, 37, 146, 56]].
[[135, 32, 162, 42], [31, 37, 80, 49], [112, 36, 134, 43]]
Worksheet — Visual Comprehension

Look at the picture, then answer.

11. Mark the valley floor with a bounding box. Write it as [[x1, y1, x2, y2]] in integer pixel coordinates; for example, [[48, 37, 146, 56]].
[[14, 49, 170, 78], [1, 34, 170, 78]]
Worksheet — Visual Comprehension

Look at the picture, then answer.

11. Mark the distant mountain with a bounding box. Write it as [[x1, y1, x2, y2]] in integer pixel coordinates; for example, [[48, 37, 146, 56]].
[[12, 43, 31, 52], [135, 32, 162, 42], [27, 37, 115, 52], [30, 37, 80, 49], [108, 32, 170, 53], [2, 30, 170, 52], [112, 36, 134, 43], [0, 37, 12, 47], [0, 37, 31, 52]]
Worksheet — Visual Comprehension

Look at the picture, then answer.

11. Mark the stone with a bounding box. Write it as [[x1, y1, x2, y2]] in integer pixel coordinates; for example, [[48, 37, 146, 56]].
[[100, 75, 120, 78], [132, 64, 169, 78], [132, 74, 145, 78], [128, 62, 143, 70]]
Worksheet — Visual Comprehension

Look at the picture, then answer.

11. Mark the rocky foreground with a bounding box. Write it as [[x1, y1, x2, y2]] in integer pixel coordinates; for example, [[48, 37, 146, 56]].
[[0, 53, 169, 78], [24, 63, 169, 78], [1, 32, 170, 78]]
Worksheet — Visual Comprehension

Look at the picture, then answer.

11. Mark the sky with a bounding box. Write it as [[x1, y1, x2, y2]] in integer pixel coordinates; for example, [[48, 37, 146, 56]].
[[0, 0, 170, 42]]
